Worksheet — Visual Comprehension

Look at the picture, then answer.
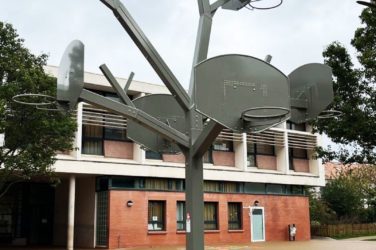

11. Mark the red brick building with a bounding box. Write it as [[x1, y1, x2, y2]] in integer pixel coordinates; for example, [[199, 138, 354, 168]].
[[0, 66, 324, 248]]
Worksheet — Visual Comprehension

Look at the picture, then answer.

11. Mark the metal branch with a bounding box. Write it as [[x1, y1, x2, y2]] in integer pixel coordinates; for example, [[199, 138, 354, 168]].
[[99, 64, 135, 107], [124, 72, 134, 93], [192, 120, 224, 158], [80, 89, 189, 148], [100, 0, 191, 111]]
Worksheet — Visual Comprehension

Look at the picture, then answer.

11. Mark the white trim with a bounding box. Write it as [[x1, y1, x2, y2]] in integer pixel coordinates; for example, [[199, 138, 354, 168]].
[[250, 206, 265, 242]]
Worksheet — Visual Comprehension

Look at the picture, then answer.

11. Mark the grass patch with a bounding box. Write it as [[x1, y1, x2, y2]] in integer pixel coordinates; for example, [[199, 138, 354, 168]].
[[363, 239, 376, 241]]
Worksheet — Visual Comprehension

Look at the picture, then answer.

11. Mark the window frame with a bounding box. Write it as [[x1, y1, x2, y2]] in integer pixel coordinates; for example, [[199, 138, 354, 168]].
[[228, 202, 242, 230], [204, 202, 219, 230], [176, 201, 186, 231], [148, 200, 166, 231]]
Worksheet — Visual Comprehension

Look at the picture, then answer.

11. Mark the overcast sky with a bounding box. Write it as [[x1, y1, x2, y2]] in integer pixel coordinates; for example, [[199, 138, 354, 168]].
[[0, 0, 365, 88]]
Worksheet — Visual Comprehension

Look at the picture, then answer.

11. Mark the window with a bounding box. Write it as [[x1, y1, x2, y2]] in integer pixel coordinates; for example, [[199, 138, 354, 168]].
[[204, 202, 218, 230], [247, 143, 275, 167], [104, 127, 129, 141], [82, 125, 103, 155], [146, 150, 163, 160], [228, 203, 242, 230], [213, 140, 233, 152], [148, 201, 165, 231], [244, 183, 266, 194], [203, 148, 213, 163], [266, 184, 285, 194], [176, 201, 185, 231], [96, 191, 108, 246], [287, 121, 306, 131], [289, 147, 308, 170], [204, 181, 220, 192], [145, 178, 168, 190]]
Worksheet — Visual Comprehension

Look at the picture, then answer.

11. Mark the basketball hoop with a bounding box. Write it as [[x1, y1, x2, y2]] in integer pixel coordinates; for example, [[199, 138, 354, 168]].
[[246, 0, 283, 10], [317, 110, 342, 119], [242, 106, 290, 121], [241, 106, 290, 131], [12, 93, 65, 112], [12, 93, 56, 106]]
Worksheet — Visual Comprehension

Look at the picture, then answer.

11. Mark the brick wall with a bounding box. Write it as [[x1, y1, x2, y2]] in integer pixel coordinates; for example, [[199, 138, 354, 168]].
[[107, 190, 310, 248], [163, 153, 185, 163], [104, 140, 133, 159], [212, 151, 235, 167], [256, 155, 277, 170], [293, 159, 310, 173]]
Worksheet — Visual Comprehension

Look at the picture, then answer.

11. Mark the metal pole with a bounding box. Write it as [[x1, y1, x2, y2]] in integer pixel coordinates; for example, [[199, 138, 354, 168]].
[[185, 1, 215, 250], [67, 175, 76, 250]]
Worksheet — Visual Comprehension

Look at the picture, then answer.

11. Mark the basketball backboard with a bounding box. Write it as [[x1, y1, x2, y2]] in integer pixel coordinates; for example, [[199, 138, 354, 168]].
[[289, 63, 333, 124], [194, 54, 290, 133], [222, 0, 251, 10], [127, 94, 189, 153], [57, 40, 85, 109]]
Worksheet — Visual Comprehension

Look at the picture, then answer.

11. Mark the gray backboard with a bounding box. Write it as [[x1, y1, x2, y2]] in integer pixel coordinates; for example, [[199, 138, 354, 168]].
[[194, 54, 290, 133], [127, 94, 188, 153], [57, 40, 84, 109], [289, 63, 333, 124], [222, 0, 250, 10]]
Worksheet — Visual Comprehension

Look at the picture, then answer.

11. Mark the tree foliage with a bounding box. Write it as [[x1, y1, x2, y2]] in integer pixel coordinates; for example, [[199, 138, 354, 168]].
[[313, 7, 376, 164], [309, 164, 376, 224], [0, 22, 76, 198]]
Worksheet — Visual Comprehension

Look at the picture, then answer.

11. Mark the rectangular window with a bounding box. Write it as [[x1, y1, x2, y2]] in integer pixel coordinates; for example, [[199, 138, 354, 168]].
[[82, 125, 103, 155], [244, 183, 266, 194], [176, 201, 185, 231], [148, 201, 165, 231], [204, 202, 218, 230], [266, 184, 285, 194], [145, 178, 169, 190], [203, 148, 213, 163], [247, 143, 275, 167], [213, 140, 233, 152], [96, 191, 108, 246], [287, 121, 306, 131], [104, 127, 129, 141], [204, 181, 220, 192], [145, 150, 163, 160], [228, 203, 242, 230], [247, 143, 256, 167]]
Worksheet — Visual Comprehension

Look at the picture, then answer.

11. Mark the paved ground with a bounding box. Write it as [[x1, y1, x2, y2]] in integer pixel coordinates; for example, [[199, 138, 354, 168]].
[[1, 237, 376, 250]]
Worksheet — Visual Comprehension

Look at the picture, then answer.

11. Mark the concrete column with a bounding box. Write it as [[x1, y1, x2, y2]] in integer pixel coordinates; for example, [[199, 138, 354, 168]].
[[67, 175, 76, 250]]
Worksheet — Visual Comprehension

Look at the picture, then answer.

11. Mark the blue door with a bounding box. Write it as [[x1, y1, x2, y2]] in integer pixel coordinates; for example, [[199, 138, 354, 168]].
[[251, 208, 265, 242]]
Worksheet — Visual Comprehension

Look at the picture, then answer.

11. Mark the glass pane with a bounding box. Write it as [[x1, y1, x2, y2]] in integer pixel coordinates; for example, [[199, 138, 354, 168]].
[[204, 181, 220, 192], [96, 191, 108, 246], [266, 184, 285, 194], [256, 144, 274, 155], [244, 183, 265, 194], [292, 148, 307, 159], [145, 179, 168, 190], [228, 203, 241, 230], [148, 201, 165, 231], [146, 150, 162, 160], [204, 202, 218, 230], [223, 182, 237, 193], [176, 202, 185, 231], [104, 127, 128, 141], [213, 140, 233, 152], [247, 154, 256, 167]]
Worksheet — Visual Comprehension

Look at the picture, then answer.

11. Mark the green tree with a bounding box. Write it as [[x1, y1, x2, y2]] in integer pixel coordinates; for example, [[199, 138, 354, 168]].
[[314, 7, 376, 164], [322, 173, 364, 222], [0, 22, 76, 198]]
